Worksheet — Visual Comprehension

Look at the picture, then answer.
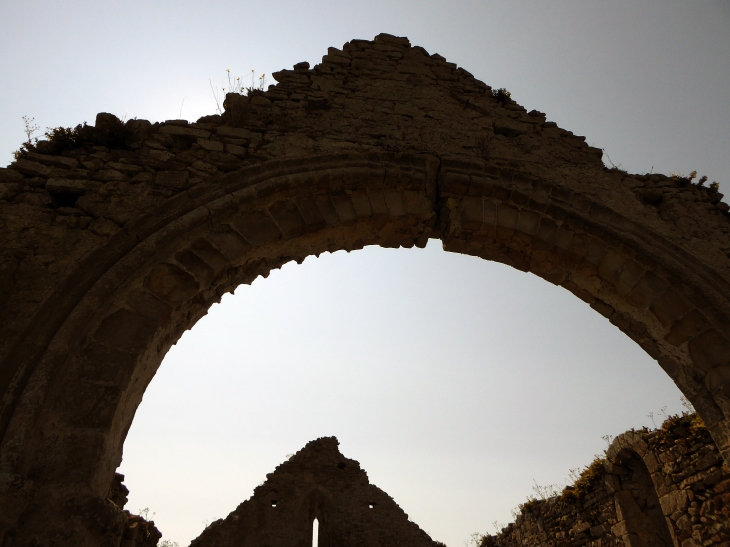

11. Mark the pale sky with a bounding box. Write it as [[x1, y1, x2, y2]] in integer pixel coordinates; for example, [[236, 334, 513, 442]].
[[1, 2, 728, 546]]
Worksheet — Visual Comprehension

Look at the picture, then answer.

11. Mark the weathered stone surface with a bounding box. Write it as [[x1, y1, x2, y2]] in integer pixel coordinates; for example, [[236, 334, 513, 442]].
[[0, 33, 729, 545], [191, 437, 439, 547], [487, 414, 730, 547]]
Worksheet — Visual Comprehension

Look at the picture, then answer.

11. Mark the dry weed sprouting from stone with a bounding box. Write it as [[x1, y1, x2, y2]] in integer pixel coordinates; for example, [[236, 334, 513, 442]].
[[670, 170, 720, 192], [490, 88, 511, 102], [210, 69, 268, 114]]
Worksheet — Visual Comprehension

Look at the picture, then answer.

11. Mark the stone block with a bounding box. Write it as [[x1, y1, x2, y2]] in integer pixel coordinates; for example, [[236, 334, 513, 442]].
[[93, 308, 159, 350], [144, 262, 200, 303], [496, 204, 519, 232], [610, 520, 628, 538], [217, 126, 261, 141], [25, 152, 79, 169], [493, 118, 533, 137], [231, 210, 282, 245], [366, 189, 390, 229], [591, 299, 614, 318], [0, 182, 20, 200], [330, 193, 358, 224], [567, 232, 593, 264], [89, 218, 120, 237], [650, 290, 695, 329], [440, 172, 470, 195], [197, 138, 224, 152], [175, 250, 216, 285], [703, 364, 730, 397], [315, 195, 340, 226], [156, 170, 190, 189], [383, 190, 405, 217], [322, 54, 352, 66], [536, 217, 558, 245], [226, 143, 246, 156], [460, 197, 483, 231], [482, 201, 497, 231], [269, 200, 306, 240], [125, 289, 173, 324], [190, 239, 230, 273], [402, 190, 425, 216], [206, 225, 252, 260], [625, 271, 668, 309], [159, 125, 211, 139], [289, 196, 323, 232], [659, 490, 689, 515], [517, 210, 540, 236], [554, 226, 575, 250], [45, 178, 86, 195], [0, 166, 23, 182], [349, 190, 373, 218], [665, 310, 711, 347], [95, 169, 126, 182], [597, 249, 627, 284], [579, 236, 606, 267], [614, 259, 643, 296], [689, 330, 730, 373], [67, 383, 123, 429], [562, 280, 595, 304], [191, 160, 218, 175], [149, 149, 175, 162], [13, 159, 53, 177], [106, 162, 144, 174]]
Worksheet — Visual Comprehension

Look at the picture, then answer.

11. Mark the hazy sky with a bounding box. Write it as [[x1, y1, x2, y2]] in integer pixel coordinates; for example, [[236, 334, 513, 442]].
[[1, 2, 728, 546]]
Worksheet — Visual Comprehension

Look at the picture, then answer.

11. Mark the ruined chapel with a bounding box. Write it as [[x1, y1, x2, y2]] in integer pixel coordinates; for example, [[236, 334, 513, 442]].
[[1, 33, 729, 545]]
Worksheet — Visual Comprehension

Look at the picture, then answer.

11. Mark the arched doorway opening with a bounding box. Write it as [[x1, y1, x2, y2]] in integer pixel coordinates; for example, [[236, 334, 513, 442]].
[[118, 242, 687, 545], [612, 449, 675, 547]]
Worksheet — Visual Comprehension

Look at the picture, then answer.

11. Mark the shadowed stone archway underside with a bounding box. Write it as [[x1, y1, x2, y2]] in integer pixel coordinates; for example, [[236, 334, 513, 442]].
[[1, 33, 729, 545]]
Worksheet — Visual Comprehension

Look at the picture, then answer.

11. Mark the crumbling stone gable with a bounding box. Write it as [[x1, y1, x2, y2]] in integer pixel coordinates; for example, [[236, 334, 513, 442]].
[[190, 437, 438, 547], [486, 414, 730, 547]]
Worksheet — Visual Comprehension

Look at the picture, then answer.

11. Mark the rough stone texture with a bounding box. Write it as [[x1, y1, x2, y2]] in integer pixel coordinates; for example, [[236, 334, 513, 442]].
[[190, 437, 438, 547], [488, 414, 730, 547], [108, 473, 129, 510], [118, 513, 161, 547], [0, 33, 729, 545]]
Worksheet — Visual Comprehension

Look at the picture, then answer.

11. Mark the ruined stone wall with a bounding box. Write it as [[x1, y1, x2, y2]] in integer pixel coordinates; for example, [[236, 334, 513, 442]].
[[1, 33, 730, 545], [190, 437, 438, 547], [487, 414, 730, 547]]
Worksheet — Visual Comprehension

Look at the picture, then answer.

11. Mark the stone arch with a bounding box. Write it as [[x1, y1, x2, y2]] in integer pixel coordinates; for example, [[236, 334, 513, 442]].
[[1, 33, 729, 544], [606, 434, 676, 547]]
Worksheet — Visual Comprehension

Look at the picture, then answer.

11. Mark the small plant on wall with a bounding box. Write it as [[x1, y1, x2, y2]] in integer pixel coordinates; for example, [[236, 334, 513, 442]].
[[210, 69, 268, 114], [491, 88, 511, 103]]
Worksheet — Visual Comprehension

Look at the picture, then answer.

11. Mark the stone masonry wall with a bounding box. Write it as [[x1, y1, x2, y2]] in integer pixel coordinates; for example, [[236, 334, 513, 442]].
[[486, 414, 730, 547], [2, 34, 729, 397], [190, 437, 438, 547], [2, 33, 730, 546]]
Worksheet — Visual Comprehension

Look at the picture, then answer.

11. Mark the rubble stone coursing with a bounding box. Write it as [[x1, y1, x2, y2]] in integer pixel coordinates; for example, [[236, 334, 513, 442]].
[[488, 415, 730, 547], [108, 474, 161, 547], [190, 437, 438, 547], [1, 33, 730, 545]]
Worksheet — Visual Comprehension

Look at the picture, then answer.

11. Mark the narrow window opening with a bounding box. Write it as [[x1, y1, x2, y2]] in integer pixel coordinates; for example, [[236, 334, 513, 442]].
[[312, 517, 319, 547], [368, 503, 374, 509], [271, 500, 277, 507]]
